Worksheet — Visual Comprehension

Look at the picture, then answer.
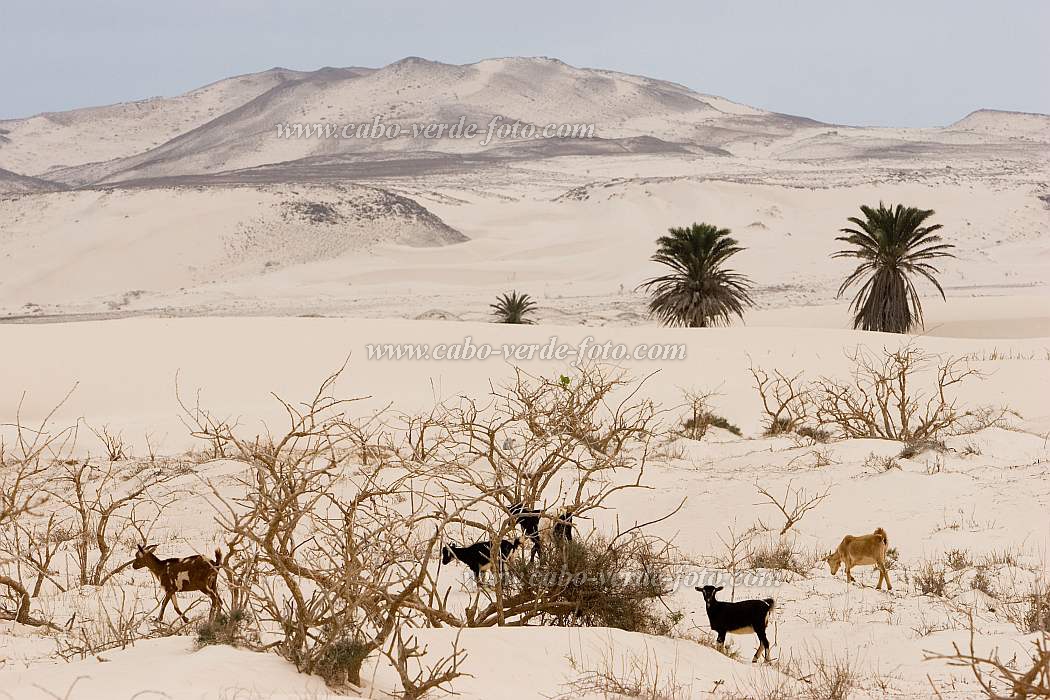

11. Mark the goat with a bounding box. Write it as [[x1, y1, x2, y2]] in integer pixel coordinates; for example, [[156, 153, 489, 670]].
[[508, 503, 543, 561], [695, 585, 775, 663], [509, 503, 574, 561], [827, 527, 892, 590], [132, 543, 223, 623], [440, 537, 520, 581]]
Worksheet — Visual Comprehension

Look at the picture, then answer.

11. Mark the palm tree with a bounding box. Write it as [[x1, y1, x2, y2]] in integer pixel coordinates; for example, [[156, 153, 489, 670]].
[[491, 290, 537, 324], [834, 203, 955, 333], [638, 223, 754, 328]]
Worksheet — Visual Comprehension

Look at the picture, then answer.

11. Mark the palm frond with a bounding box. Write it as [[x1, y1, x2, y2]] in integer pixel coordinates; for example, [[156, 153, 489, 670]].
[[490, 290, 538, 324], [638, 222, 754, 328], [834, 203, 955, 333]]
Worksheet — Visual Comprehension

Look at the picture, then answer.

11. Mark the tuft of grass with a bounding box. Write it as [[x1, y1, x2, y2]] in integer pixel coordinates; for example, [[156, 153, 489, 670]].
[[748, 539, 810, 576], [796, 425, 833, 444], [681, 412, 742, 439], [764, 416, 794, 437], [863, 453, 902, 473], [1022, 586, 1050, 633], [314, 637, 374, 686], [969, 567, 994, 597], [195, 608, 248, 648], [915, 561, 948, 597], [944, 548, 972, 571], [898, 439, 947, 459]]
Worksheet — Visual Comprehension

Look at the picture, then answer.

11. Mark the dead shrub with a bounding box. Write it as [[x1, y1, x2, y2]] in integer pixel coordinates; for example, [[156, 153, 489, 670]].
[[678, 388, 741, 439], [1022, 585, 1050, 634], [195, 607, 249, 648], [925, 611, 1049, 698], [916, 561, 949, 597], [748, 539, 810, 576], [504, 531, 682, 635], [899, 439, 947, 459], [945, 548, 973, 571], [559, 645, 690, 700]]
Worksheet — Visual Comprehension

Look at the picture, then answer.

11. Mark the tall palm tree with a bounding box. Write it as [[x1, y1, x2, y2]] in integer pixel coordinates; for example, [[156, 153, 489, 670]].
[[834, 203, 955, 333], [491, 290, 537, 324], [638, 223, 754, 328]]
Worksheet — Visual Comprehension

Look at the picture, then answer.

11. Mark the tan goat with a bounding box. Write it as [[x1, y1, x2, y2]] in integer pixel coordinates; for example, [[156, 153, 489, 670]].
[[827, 527, 892, 590]]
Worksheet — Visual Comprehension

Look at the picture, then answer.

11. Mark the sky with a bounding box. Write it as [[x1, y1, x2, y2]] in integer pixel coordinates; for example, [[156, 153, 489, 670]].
[[2, 0, 1048, 126]]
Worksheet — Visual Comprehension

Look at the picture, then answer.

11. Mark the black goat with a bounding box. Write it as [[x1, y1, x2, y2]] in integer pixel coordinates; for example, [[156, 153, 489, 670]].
[[695, 585, 775, 663], [441, 538, 520, 581], [509, 503, 575, 562], [553, 509, 574, 542], [509, 503, 543, 561]]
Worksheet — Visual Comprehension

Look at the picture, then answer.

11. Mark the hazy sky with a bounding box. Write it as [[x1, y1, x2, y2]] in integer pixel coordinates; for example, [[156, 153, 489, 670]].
[[3, 0, 1048, 126]]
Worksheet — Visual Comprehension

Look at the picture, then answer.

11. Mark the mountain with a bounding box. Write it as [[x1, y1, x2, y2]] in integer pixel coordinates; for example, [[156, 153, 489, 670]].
[[20, 57, 817, 186], [0, 67, 316, 176], [947, 108, 1050, 140], [0, 167, 63, 194], [5, 58, 1046, 189]]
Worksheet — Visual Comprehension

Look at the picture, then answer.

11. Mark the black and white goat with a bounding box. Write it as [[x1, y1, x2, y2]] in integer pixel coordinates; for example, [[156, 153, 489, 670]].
[[440, 537, 520, 581], [508, 503, 574, 561], [695, 585, 775, 663]]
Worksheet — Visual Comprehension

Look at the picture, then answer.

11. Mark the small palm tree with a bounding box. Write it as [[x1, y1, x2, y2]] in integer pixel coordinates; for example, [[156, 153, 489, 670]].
[[638, 223, 754, 328], [491, 290, 537, 324], [834, 203, 955, 333]]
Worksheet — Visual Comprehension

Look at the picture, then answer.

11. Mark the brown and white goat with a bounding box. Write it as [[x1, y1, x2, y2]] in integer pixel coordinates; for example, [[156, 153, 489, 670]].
[[132, 543, 223, 622], [827, 527, 892, 590]]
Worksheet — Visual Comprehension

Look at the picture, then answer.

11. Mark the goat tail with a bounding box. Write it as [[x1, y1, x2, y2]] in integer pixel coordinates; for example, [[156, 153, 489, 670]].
[[214, 548, 223, 567], [873, 527, 888, 545]]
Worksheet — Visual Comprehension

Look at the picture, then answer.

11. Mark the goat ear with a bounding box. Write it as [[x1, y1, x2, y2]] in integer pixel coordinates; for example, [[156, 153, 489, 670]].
[[145, 544, 159, 552], [714, 586, 724, 593]]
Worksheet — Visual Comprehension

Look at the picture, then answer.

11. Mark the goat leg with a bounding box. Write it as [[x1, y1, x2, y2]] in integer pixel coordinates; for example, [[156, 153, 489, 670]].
[[157, 592, 171, 622], [755, 627, 771, 663], [169, 594, 189, 624]]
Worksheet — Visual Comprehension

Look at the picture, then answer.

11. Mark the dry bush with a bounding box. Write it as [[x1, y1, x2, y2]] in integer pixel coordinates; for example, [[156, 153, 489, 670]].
[[1022, 584, 1050, 634], [899, 438, 948, 459], [711, 523, 757, 601], [795, 425, 832, 444], [754, 345, 988, 444], [750, 363, 813, 436], [754, 481, 830, 536], [56, 589, 162, 659], [916, 561, 949, 597], [863, 453, 902, 473], [925, 612, 1049, 698], [195, 367, 461, 690], [0, 390, 78, 626], [88, 423, 128, 461], [748, 539, 811, 576], [196, 607, 250, 648], [558, 644, 690, 700], [403, 363, 671, 628], [971, 568, 996, 597], [188, 362, 673, 693], [945, 548, 974, 572], [814, 345, 979, 442], [501, 531, 683, 635], [51, 460, 177, 587], [677, 387, 740, 439]]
